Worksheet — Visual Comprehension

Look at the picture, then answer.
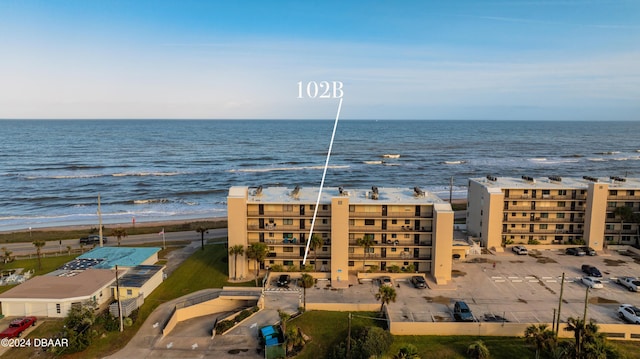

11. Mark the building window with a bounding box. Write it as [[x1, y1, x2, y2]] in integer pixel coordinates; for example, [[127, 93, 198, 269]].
[[284, 205, 293, 212], [349, 205, 355, 212], [558, 201, 565, 207], [625, 202, 634, 208], [556, 224, 564, 230], [623, 224, 632, 230], [392, 220, 397, 224], [557, 213, 565, 219], [610, 190, 618, 196], [405, 220, 411, 224], [322, 261, 328, 265], [349, 247, 354, 253], [540, 213, 549, 218], [404, 248, 410, 252], [607, 202, 616, 207], [127, 289, 132, 296], [322, 233, 328, 238], [606, 224, 614, 230], [391, 234, 397, 238], [540, 224, 548, 229], [404, 234, 410, 238], [349, 233, 354, 239], [511, 212, 516, 217], [511, 224, 516, 228], [542, 190, 550, 195], [349, 219, 355, 225], [629, 190, 635, 196], [283, 247, 293, 252], [522, 213, 527, 217], [365, 247, 374, 254], [323, 205, 329, 210], [348, 261, 354, 266], [365, 219, 375, 225], [391, 247, 397, 252], [322, 218, 328, 224], [322, 247, 328, 251], [558, 190, 567, 195], [56, 304, 61, 314], [283, 219, 293, 225], [268, 246, 275, 251], [284, 260, 293, 266], [269, 233, 274, 237], [512, 201, 517, 205]]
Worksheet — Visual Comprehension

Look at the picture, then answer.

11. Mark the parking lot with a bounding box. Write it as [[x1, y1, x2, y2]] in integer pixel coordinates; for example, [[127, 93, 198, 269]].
[[387, 248, 640, 326]]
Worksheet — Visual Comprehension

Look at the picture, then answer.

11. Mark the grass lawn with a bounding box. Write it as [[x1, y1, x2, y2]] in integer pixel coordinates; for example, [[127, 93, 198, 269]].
[[3, 319, 66, 359], [0, 254, 78, 295]]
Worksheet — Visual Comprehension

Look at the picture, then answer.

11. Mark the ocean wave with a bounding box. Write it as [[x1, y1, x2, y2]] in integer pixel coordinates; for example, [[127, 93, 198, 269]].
[[227, 165, 350, 173], [441, 160, 467, 165], [112, 171, 183, 177], [133, 199, 170, 204]]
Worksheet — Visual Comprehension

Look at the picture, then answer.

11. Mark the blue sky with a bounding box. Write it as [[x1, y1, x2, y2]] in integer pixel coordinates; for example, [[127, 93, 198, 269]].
[[1, 0, 639, 120]]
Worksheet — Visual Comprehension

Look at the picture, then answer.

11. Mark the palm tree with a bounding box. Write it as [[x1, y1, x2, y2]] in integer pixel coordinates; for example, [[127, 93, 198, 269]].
[[565, 316, 587, 358], [466, 340, 490, 359], [299, 273, 315, 310], [356, 234, 375, 270], [309, 234, 323, 271], [246, 242, 269, 286], [111, 227, 127, 247], [195, 226, 208, 250], [33, 240, 46, 270], [614, 206, 634, 244], [525, 323, 556, 359], [1, 246, 13, 264], [66, 245, 72, 256], [375, 285, 396, 314], [228, 244, 245, 280], [285, 326, 305, 354], [394, 344, 420, 359], [278, 309, 290, 334]]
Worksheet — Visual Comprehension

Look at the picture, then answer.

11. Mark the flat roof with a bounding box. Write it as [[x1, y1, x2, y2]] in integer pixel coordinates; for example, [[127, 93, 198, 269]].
[[470, 176, 640, 190], [233, 186, 447, 205], [78, 247, 160, 268], [0, 269, 115, 300], [116, 265, 164, 288]]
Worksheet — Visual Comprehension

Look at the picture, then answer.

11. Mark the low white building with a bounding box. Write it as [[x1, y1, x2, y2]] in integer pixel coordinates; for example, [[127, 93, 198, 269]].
[[0, 269, 116, 318]]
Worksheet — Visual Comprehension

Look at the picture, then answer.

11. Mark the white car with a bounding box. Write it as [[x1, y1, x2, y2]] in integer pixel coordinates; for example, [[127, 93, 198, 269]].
[[581, 276, 603, 289], [617, 277, 640, 292], [617, 304, 640, 324], [512, 246, 528, 255]]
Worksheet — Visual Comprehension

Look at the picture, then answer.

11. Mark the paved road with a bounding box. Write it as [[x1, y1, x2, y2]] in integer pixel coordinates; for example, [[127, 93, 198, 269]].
[[2, 228, 228, 256]]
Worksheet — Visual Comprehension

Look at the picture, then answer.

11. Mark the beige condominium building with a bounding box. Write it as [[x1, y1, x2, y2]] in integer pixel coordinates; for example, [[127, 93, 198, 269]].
[[467, 175, 640, 251], [228, 186, 454, 287]]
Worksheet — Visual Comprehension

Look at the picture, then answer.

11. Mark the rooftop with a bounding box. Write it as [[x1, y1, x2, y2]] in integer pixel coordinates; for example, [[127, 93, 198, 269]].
[[116, 265, 164, 288], [0, 269, 115, 300], [232, 186, 447, 205], [77, 247, 160, 269], [470, 176, 640, 190]]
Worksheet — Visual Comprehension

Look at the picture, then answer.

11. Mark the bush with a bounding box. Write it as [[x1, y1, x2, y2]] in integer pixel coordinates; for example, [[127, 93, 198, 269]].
[[287, 265, 298, 272], [388, 265, 401, 273], [330, 326, 393, 359], [528, 239, 540, 245], [215, 319, 234, 334], [270, 264, 284, 272], [96, 312, 120, 332]]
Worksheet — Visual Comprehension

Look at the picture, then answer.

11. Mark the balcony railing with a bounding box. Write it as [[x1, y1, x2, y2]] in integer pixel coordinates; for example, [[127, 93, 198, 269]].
[[505, 229, 583, 235], [247, 210, 331, 217], [349, 212, 433, 218], [349, 226, 432, 232], [503, 217, 584, 223]]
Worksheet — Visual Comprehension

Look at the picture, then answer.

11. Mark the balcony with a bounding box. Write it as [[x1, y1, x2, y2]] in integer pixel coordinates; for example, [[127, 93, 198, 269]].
[[349, 212, 433, 219], [505, 229, 583, 235], [349, 226, 432, 232], [247, 210, 331, 217]]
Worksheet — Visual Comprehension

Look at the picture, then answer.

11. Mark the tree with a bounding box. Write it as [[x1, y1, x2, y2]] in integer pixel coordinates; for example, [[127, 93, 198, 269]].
[[1, 246, 13, 264], [356, 234, 375, 270], [195, 226, 208, 250], [299, 273, 315, 310], [614, 206, 634, 244], [278, 309, 290, 334], [524, 323, 556, 359], [59, 301, 97, 354], [66, 245, 72, 256], [228, 244, 245, 280], [394, 344, 420, 359], [33, 240, 46, 270], [309, 234, 323, 271], [111, 227, 127, 247], [246, 242, 269, 286], [285, 326, 306, 355], [375, 285, 396, 314], [466, 340, 490, 359]]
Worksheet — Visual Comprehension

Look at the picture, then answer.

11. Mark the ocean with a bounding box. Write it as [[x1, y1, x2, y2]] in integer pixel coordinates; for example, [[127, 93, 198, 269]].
[[1, 120, 639, 231]]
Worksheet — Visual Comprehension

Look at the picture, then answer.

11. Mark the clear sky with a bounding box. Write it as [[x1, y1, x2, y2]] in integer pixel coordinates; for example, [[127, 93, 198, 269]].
[[1, 0, 639, 120]]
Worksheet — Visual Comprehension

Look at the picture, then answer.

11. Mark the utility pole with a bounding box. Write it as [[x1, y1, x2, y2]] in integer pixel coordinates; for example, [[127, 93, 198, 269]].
[[552, 308, 556, 333], [583, 286, 590, 322], [115, 265, 124, 332], [449, 176, 453, 203], [556, 272, 565, 338]]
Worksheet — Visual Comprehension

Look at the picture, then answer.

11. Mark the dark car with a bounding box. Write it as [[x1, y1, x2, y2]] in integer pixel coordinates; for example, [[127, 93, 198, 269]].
[[79, 235, 108, 245], [411, 276, 427, 289], [453, 301, 474, 322], [566, 247, 586, 256], [581, 264, 602, 277], [579, 246, 597, 256], [276, 274, 290, 287]]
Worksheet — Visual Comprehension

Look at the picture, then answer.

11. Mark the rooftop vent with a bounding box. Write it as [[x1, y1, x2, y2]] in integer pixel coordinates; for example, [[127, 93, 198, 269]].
[[548, 176, 562, 182], [413, 186, 425, 197], [486, 175, 497, 182], [610, 176, 626, 182], [255, 185, 263, 196], [521, 175, 535, 183], [583, 176, 598, 182], [371, 186, 379, 200], [338, 186, 350, 196], [291, 185, 301, 199]]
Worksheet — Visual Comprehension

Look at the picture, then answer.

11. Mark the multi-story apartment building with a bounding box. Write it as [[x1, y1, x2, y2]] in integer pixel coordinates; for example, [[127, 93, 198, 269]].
[[467, 176, 640, 251], [228, 186, 454, 287]]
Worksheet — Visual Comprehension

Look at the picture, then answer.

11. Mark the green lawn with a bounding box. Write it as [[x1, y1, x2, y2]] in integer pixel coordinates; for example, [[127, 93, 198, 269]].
[[0, 254, 79, 295]]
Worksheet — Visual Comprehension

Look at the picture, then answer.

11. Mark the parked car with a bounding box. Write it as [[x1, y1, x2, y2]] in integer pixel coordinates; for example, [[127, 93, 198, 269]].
[[581, 265, 602, 277], [582, 276, 604, 289], [512, 245, 528, 255], [566, 247, 586, 256], [411, 276, 427, 289], [380, 276, 393, 287], [79, 235, 108, 245], [617, 277, 640, 292], [453, 301, 474, 322], [617, 304, 640, 324], [0, 316, 37, 338], [276, 274, 290, 287], [579, 246, 597, 256]]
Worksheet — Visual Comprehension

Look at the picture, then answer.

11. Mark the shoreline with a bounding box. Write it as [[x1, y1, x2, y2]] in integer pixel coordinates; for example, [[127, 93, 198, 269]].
[[1, 198, 467, 234]]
